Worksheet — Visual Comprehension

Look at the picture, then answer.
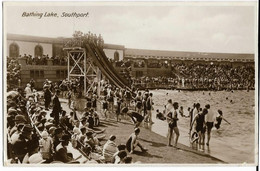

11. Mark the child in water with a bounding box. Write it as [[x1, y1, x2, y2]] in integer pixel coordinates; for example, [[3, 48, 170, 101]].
[[156, 109, 166, 121]]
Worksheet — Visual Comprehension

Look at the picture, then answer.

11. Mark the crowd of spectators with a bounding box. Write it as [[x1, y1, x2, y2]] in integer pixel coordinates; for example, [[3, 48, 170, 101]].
[[7, 58, 21, 91], [64, 30, 104, 49], [171, 63, 255, 90], [7, 75, 146, 164]]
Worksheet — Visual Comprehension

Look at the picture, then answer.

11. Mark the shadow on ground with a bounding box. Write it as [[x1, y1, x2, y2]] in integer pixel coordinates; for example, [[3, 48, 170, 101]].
[[139, 138, 167, 148], [133, 151, 163, 159]]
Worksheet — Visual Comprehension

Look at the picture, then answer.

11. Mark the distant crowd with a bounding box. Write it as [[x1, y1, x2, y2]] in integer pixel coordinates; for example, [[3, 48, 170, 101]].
[[171, 63, 254, 90]]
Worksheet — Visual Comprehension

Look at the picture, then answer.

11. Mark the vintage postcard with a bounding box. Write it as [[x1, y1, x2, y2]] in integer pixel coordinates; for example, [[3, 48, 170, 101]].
[[2, 1, 258, 166]]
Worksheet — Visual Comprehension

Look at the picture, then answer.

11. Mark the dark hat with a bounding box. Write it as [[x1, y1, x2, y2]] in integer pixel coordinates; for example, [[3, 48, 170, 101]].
[[86, 131, 93, 137], [60, 134, 70, 142], [121, 107, 128, 113], [205, 104, 210, 109], [21, 124, 33, 134], [218, 110, 223, 115], [14, 115, 27, 123], [45, 122, 55, 130], [54, 128, 63, 135]]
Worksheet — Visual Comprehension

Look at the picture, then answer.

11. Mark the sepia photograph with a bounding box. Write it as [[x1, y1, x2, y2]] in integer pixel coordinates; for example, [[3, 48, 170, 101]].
[[2, 1, 258, 166]]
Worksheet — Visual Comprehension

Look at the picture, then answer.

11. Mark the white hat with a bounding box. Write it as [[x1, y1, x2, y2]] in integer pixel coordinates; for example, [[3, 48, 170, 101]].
[[73, 127, 80, 135], [41, 131, 48, 139], [28, 153, 46, 164]]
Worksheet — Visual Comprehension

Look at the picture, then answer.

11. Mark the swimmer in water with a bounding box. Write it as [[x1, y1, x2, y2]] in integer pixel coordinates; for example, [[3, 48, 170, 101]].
[[215, 110, 223, 129], [215, 110, 231, 129]]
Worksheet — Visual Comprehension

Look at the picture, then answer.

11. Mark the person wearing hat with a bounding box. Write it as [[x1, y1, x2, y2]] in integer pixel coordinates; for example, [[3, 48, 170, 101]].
[[52, 89, 62, 126], [167, 102, 180, 147], [24, 83, 32, 99], [53, 128, 63, 151], [55, 134, 75, 163], [84, 131, 101, 152], [12, 124, 34, 162], [44, 86, 52, 111], [9, 114, 28, 137], [121, 107, 144, 128], [126, 128, 147, 154], [102, 135, 117, 163], [39, 131, 54, 162]]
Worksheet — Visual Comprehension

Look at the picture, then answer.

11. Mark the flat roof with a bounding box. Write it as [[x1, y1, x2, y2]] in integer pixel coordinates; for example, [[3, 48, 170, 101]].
[[6, 33, 254, 60], [125, 48, 254, 60]]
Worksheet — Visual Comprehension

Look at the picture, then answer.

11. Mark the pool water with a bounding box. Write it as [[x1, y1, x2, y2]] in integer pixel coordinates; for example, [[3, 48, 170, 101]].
[[148, 89, 256, 164]]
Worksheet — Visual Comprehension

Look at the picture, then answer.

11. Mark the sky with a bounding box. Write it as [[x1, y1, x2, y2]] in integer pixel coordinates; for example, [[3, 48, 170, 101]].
[[4, 1, 257, 54]]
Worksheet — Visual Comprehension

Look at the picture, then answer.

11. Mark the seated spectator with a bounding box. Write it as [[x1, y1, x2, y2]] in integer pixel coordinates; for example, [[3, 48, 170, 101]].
[[39, 131, 53, 162], [111, 144, 126, 163], [84, 131, 101, 152], [126, 128, 147, 154], [121, 156, 133, 164], [55, 134, 78, 163], [114, 150, 127, 164], [102, 135, 117, 163]]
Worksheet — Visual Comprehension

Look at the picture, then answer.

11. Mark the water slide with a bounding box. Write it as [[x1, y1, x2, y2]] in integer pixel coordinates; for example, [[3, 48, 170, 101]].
[[85, 43, 132, 91]]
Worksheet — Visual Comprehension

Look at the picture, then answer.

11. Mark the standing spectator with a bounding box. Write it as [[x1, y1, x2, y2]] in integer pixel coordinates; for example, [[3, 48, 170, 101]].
[[146, 93, 154, 123], [24, 83, 32, 99], [44, 86, 52, 111], [52, 90, 62, 126]]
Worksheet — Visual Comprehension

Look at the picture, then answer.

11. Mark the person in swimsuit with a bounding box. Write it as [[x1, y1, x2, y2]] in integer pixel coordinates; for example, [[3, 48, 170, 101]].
[[167, 102, 180, 147], [121, 107, 144, 127], [126, 128, 147, 154], [215, 110, 223, 129], [191, 108, 208, 145]]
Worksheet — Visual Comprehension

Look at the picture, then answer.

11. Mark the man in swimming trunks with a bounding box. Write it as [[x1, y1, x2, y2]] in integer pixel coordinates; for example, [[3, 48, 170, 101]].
[[121, 107, 144, 127], [167, 102, 180, 147], [205, 104, 214, 146], [126, 128, 147, 154]]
